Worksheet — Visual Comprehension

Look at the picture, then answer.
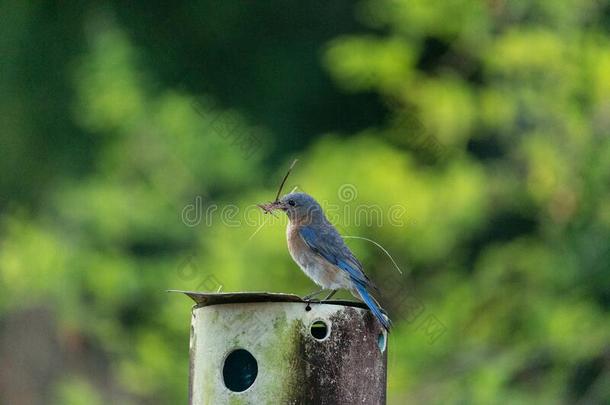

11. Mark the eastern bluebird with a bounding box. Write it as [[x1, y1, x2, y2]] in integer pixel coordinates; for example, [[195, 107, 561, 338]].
[[268, 192, 391, 331]]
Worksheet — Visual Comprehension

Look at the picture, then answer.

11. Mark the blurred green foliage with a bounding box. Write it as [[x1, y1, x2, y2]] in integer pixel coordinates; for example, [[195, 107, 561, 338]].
[[1, 1, 610, 404]]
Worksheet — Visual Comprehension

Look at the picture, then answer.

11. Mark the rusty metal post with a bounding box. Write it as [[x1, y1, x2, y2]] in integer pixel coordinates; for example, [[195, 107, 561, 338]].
[[174, 291, 387, 404]]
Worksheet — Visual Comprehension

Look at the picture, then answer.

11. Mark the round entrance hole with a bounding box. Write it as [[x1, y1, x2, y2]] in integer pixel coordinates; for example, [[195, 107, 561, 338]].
[[222, 349, 258, 392], [310, 320, 329, 340]]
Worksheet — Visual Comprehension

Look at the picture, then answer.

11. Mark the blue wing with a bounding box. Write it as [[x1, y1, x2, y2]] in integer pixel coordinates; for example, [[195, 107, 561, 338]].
[[298, 225, 369, 287], [298, 224, 391, 331]]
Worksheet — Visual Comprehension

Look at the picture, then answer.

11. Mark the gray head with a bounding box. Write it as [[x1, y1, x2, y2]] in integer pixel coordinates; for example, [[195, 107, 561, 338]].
[[274, 192, 324, 223]]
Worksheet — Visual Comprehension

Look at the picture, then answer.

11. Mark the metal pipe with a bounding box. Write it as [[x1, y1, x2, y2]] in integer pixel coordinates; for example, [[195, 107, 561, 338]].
[[173, 291, 387, 404]]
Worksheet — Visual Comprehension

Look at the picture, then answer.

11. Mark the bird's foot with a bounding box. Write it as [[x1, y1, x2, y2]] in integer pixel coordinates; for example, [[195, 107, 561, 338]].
[[303, 297, 321, 304]]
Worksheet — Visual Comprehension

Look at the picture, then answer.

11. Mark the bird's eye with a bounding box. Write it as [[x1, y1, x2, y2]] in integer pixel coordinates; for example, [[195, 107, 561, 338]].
[[288, 200, 296, 206]]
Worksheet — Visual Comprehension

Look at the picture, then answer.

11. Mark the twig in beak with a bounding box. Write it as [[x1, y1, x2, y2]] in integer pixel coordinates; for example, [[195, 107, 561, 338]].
[[274, 159, 298, 202], [258, 159, 298, 215], [257, 203, 278, 217]]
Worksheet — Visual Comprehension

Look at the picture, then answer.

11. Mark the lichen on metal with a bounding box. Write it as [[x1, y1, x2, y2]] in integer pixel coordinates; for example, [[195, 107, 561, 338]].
[[171, 291, 387, 404]]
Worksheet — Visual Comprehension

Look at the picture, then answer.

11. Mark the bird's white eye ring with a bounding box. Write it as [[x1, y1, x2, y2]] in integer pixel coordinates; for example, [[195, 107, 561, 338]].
[[288, 200, 296, 206]]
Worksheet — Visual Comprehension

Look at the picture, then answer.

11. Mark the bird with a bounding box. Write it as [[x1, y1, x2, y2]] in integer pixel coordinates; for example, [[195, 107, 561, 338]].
[[266, 191, 391, 331]]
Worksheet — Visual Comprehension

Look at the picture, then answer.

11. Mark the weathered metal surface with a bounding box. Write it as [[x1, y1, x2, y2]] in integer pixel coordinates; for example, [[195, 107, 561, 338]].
[[168, 290, 369, 310], [177, 291, 387, 405]]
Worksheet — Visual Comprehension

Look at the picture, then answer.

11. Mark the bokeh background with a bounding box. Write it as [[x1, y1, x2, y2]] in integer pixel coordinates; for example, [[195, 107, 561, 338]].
[[2, 1, 610, 404]]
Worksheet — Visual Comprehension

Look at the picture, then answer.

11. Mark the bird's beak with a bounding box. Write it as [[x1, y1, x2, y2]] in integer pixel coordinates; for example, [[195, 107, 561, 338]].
[[257, 200, 287, 214], [270, 201, 288, 211]]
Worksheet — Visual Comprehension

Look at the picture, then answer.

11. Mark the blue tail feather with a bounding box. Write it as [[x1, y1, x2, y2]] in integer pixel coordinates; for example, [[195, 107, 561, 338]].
[[354, 283, 391, 331]]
